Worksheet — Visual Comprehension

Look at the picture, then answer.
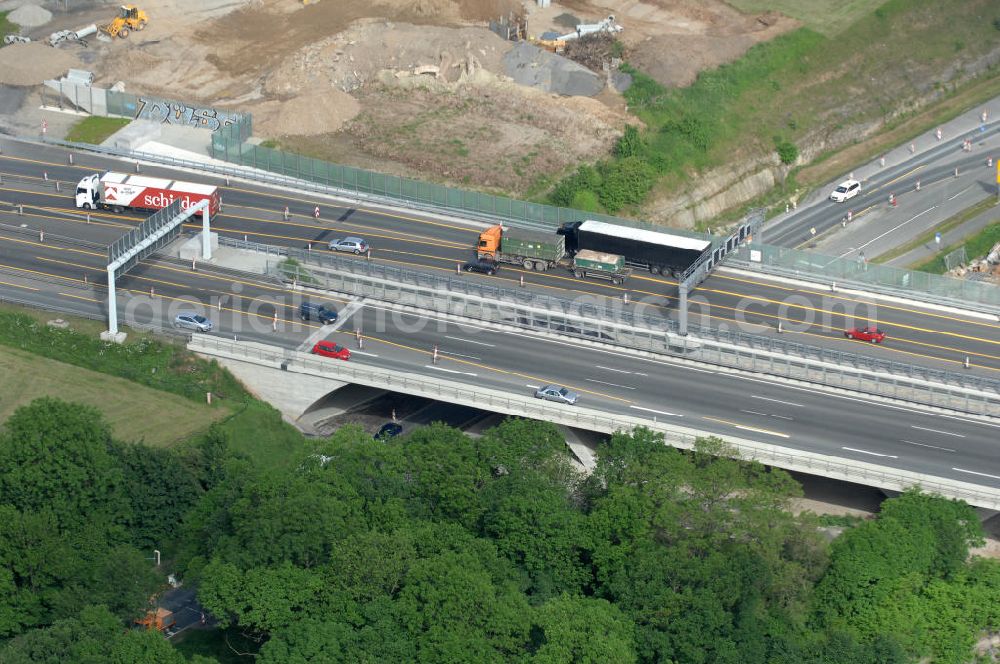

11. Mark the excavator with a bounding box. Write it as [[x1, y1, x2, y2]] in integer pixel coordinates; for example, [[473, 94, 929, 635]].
[[102, 5, 148, 39]]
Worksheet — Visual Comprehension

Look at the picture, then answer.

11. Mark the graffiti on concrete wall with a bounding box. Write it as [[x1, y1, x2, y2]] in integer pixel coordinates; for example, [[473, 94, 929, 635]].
[[134, 96, 241, 132]]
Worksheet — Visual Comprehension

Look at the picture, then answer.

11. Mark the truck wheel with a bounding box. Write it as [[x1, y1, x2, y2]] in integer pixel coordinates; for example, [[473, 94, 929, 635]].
[[113, 206, 124, 213], [534, 261, 546, 271], [522, 258, 533, 270], [573, 270, 583, 279], [83, 202, 93, 210]]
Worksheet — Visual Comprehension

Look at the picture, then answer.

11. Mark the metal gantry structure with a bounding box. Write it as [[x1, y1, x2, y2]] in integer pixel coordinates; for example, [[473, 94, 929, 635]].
[[677, 209, 764, 336], [105, 199, 211, 337]]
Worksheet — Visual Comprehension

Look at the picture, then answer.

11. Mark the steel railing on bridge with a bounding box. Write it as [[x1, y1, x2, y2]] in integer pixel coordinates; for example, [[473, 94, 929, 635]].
[[216, 236, 1000, 417], [189, 335, 1000, 510]]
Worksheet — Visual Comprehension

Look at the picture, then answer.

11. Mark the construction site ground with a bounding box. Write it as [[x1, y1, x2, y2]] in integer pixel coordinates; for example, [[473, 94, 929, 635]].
[[0, 0, 794, 195]]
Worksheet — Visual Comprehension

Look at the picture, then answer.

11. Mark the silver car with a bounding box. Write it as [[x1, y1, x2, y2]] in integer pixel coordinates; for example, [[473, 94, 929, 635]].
[[174, 313, 213, 332], [534, 384, 580, 405], [329, 237, 369, 254]]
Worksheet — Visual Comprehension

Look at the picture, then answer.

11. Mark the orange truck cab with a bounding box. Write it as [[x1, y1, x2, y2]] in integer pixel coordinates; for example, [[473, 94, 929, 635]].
[[477, 225, 503, 260], [135, 607, 176, 633]]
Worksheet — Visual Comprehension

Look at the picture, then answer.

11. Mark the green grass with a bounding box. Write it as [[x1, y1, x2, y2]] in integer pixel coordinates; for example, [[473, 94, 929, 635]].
[[212, 400, 307, 469], [65, 116, 131, 144], [552, 0, 1000, 217], [725, 0, 881, 36], [0, 305, 249, 405], [911, 221, 1000, 274], [0, 11, 16, 42], [0, 346, 226, 446], [873, 198, 999, 264]]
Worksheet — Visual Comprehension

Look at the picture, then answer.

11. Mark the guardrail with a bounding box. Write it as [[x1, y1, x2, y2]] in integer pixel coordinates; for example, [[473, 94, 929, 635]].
[[189, 335, 1000, 509], [218, 236, 1000, 416], [26, 136, 1000, 314]]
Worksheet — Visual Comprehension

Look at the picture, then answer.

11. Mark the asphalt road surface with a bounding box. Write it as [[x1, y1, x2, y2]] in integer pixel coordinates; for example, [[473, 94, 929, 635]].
[[1, 140, 998, 378]]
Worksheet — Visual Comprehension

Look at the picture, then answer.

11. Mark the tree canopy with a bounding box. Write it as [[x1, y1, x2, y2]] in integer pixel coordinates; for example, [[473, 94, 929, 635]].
[[1, 397, 997, 664]]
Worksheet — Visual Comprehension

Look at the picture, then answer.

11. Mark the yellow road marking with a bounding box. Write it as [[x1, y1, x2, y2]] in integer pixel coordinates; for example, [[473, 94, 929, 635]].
[[703, 416, 790, 438]]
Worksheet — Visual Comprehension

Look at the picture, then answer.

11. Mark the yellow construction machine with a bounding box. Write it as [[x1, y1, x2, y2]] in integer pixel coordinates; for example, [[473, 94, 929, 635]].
[[102, 5, 148, 39]]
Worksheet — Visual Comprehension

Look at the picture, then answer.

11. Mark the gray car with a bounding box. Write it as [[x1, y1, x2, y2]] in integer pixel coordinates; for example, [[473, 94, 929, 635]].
[[534, 384, 580, 405], [329, 237, 369, 254], [173, 313, 213, 332]]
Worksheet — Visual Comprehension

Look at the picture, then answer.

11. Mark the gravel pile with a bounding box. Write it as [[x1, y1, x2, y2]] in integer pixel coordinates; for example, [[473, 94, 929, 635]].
[[8, 3, 52, 28], [502, 42, 603, 97]]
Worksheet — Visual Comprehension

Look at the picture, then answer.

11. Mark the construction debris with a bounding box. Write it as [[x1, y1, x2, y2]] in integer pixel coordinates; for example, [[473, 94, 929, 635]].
[[503, 41, 604, 97], [947, 240, 1000, 283]]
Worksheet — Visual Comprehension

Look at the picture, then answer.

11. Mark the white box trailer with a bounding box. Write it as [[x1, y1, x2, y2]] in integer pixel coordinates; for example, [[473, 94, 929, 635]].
[[75, 172, 222, 218]]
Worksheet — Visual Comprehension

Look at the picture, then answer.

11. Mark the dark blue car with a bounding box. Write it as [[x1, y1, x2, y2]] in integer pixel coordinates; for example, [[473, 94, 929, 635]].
[[374, 422, 403, 440]]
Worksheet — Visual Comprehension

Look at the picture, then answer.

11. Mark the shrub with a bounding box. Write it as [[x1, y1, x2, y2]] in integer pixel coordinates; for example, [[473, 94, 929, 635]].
[[776, 140, 799, 165], [597, 157, 656, 212], [614, 125, 643, 159]]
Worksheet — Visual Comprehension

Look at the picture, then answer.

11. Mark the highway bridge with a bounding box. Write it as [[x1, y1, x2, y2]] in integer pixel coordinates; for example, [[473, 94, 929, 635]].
[[0, 137, 998, 505]]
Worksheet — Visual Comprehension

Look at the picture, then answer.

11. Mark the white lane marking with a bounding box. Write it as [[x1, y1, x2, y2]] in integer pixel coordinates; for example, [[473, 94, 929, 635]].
[[837, 206, 936, 258], [585, 378, 636, 390], [900, 439, 956, 453], [732, 375, 1000, 430], [635, 372, 648, 377], [526, 384, 541, 390], [947, 185, 973, 201], [444, 351, 481, 361], [425, 365, 477, 376], [296, 298, 364, 351], [630, 405, 682, 417], [351, 350, 379, 357], [740, 409, 793, 421], [596, 365, 634, 374], [678, 365, 714, 374], [751, 395, 804, 407], [444, 335, 495, 347], [910, 425, 964, 438], [704, 416, 790, 438], [953, 468, 1000, 481], [842, 446, 898, 459]]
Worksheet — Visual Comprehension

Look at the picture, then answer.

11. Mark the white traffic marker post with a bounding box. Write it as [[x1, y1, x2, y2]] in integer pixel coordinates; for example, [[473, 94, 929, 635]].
[[314, 206, 320, 221], [272, 313, 277, 332], [456, 262, 461, 275], [916, 180, 921, 191], [283, 206, 290, 221], [68, 153, 73, 164], [39, 230, 43, 242], [433, 345, 439, 364]]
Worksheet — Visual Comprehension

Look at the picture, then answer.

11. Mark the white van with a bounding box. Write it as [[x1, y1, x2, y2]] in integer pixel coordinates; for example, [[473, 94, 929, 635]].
[[829, 179, 861, 202]]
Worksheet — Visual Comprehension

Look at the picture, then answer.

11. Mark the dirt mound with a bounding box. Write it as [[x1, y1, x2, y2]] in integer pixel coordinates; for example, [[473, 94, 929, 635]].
[[265, 20, 512, 96], [248, 90, 361, 137], [0, 42, 80, 86], [7, 3, 51, 28]]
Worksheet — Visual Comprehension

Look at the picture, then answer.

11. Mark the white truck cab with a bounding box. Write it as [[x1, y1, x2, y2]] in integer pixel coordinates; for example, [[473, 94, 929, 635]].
[[75, 174, 101, 209]]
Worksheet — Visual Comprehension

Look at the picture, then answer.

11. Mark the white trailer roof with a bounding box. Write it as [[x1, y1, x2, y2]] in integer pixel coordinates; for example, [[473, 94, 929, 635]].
[[100, 172, 217, 195], [579, 219, 710, 252]]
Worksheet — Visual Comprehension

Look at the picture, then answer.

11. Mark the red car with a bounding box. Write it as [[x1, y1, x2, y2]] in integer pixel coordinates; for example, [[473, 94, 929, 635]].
[[312, 340, 351, 360], [844, 326, 886, 344]]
